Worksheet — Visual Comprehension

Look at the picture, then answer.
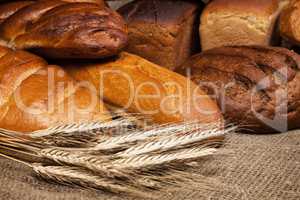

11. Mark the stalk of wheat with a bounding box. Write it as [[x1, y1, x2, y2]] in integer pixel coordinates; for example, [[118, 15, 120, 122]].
[[0, 116, 235, 197]]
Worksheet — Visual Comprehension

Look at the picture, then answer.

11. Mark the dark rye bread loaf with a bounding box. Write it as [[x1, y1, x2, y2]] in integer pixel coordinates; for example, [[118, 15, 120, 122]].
[[118, 0, 201, 71], [177, 46, 300, 133]]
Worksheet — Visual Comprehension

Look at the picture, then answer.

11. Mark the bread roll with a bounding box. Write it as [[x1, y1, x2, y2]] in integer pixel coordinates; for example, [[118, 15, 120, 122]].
[[0, 0, 127, 59], [280, 0, 300, 46], [118, 0, 201, 70], [0, 46, 110, 132], [200, 0, 281, 50], [177, 46, 300, 133], [65, 52, 222, 124]]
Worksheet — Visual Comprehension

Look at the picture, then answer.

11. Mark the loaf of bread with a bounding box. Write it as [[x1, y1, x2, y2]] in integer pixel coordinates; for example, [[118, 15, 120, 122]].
[[0, 0, 127, 59], [280, 0, 300, 46], [200, 0, 281, 50], [0, 46, 110, 132], [118, 0, 201, 70], [0, 0, 105, 4], [62, 0, 105, 4], [65, 52, 222, 124], [177, 46, 300, 133]]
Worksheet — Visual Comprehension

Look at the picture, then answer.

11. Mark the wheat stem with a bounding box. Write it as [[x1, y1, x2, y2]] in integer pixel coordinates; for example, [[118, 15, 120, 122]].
[[0, 151, 32, 167]]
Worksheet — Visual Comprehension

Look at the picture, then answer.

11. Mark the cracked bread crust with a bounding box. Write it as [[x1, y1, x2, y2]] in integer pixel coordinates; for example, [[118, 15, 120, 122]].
[[200, 0, 280, 50], [118, 0, 201, 70], [178, 46, 300, 133]]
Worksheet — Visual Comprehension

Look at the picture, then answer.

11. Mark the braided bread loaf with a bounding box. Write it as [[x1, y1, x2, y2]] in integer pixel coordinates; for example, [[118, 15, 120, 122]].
[[177, 46, 300, 133], [0, 0, 127, 59], [0, 45, 110, 132]]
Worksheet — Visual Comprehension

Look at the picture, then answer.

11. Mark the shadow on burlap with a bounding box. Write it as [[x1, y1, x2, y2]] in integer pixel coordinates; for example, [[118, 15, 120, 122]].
[[0, 131, 299, 200]]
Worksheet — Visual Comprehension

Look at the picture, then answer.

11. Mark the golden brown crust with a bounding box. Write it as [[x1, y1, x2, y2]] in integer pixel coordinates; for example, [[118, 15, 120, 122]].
[[200, 0, 280, 50], [280, 0, 300, 45], [65, 52, 223, 124], [0, 1, 34, 24], [0, 0, 127, 59], [62, 0, 106, 5], [0, 46, 110, 132], [0, 0, 106, 6]]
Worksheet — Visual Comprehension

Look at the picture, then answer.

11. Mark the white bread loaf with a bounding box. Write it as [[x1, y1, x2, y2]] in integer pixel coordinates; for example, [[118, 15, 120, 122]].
[[200, 0, 281, 50]]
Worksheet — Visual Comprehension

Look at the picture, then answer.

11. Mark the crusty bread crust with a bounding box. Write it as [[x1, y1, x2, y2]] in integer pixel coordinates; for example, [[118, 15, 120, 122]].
[[280, 0, 300, 45], [65, 52, 222, 124], [0, 0, 127, 59], [178, 46, 300, 133], [119, 0, 201, 70], [0, 1, 34, 24], [200, 0, 280, 50], [0, 46, 110, 132]]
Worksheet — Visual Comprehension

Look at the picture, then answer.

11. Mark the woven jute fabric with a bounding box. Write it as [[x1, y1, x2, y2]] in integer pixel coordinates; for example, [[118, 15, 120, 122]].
[[0, 131, 299, 200]]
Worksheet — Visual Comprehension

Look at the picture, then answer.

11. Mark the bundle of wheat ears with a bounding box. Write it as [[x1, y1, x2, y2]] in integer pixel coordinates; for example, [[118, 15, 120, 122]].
[[0, 114, 235, 198]]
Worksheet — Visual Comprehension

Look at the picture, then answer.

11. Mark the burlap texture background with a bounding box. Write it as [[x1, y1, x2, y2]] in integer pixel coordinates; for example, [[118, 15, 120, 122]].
[[0, 131, 299, 200]]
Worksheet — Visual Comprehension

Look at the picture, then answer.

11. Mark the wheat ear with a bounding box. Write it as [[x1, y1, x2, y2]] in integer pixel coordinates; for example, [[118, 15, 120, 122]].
[[92, 121, 217, 151], [39, 148, 127, 178], [117, 126, 234, 158], [31, 118, 130, 137], [40, 148, 169, 189], [113, 147, 217, 169], [29, 117, 144, 147], [32, 164, 151, 198]]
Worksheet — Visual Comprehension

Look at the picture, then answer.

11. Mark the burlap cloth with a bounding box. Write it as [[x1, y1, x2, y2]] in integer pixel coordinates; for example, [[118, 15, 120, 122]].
[[0, 131, 299, 200]]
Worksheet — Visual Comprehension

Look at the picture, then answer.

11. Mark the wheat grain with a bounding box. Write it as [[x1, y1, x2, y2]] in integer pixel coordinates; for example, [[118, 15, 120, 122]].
[[39, 148, 167, 189], [117, 126, 234, 158], [29, 118, 144, 147], [32, 164, 150, 197], [113, 147, 217, 169], [92, 121, 219, 151], [39, 148, 128, 178]]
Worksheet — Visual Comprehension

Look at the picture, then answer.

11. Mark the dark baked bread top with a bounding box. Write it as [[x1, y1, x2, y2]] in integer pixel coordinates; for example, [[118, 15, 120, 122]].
[[0, 0, 127, 59], [0, 1, 33, 24], [179, 46, 300, 133], [118, 0, 200, 27]]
